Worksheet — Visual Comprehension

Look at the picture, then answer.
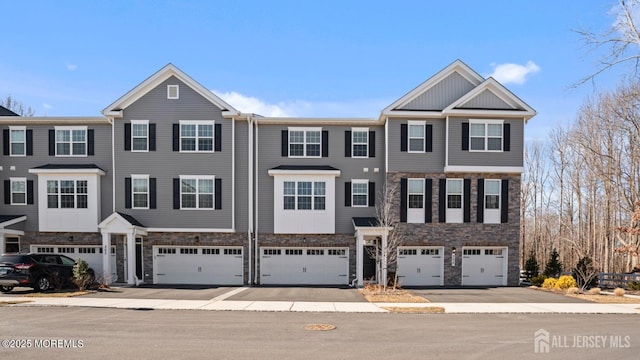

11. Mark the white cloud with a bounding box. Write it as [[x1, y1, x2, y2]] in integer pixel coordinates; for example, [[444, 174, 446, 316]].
[[66, 64, 78, 71], [215, 90, 388, 118], [42, 103, 52, 109], [488, 61, 540, 85]]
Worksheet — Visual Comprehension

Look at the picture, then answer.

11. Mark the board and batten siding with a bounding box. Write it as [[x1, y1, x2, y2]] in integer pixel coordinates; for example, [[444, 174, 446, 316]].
[[447, 117, 524, 167], [114, 76, 233, 229], [0, 122, 113, 232], [256, 124, 385, 234]]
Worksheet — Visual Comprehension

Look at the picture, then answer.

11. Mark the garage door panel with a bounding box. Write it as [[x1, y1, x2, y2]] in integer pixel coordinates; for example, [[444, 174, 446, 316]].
[[461, 247, 507, 286], [396, 247, 444, 286], [30, 245, 116, 280], [260, 247, 348, 285], [154, 246, 243, 285]]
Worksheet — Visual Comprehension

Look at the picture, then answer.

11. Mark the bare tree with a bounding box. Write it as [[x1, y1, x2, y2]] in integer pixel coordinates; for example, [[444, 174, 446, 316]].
[[1, 95, 35, 116], [573, 0, 640, 87], [367, 183, 405, 291]]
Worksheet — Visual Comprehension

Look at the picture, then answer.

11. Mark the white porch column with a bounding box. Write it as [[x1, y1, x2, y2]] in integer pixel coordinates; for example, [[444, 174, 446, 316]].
[[126, 231, 136, 285], [356, 233, 364, 288], [0, 234, 5, 254], [381, 232, 388, 286], [101, 231, 112, 284]]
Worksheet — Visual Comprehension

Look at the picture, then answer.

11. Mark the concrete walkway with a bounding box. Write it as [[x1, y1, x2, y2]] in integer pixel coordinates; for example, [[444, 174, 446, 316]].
[[2, 291, 640, 314]]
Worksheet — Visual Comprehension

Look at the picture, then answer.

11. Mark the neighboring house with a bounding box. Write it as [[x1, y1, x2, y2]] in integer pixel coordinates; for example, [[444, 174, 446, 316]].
[[0, 60, 535, 287]]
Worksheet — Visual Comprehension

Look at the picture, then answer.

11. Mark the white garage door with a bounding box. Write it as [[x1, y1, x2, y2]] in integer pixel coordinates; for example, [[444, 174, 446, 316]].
[[396, 246, 444, 286], [461, 247, 507, 286], [153, 246, 243, 285], [31, 245, 117, 280], [260, 247, 349, 285]]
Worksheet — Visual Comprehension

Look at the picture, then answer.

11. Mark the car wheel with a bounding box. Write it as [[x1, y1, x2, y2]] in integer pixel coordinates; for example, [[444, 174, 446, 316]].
[[35, 276, 51, 292], [0, 285, 13, 293]]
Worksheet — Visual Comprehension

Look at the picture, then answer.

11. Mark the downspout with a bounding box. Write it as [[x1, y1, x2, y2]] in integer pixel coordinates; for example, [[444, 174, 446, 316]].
[[232, 117, 236, 232], [253, 120, 259, 285], [247, 115, 254, 285], [108, 117, 115, 213]]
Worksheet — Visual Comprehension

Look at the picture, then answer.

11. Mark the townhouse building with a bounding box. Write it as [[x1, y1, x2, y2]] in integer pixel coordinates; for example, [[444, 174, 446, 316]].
[[0, 60, 535, 287]]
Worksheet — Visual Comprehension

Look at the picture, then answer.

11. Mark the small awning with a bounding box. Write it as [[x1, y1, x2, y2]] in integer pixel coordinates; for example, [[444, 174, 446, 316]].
[[352, 217, 379, 227], [268, 165, 341, 176], [29, 164, 106, 175], [98, 212, 147, 235], [0, 215, 27, 236]]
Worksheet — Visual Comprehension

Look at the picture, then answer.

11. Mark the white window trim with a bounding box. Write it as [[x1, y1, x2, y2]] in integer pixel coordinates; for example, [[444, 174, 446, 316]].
[[288, 127, 322, 158], [130, 120, 149, 152], [179, 175, 215, 210], [351, 127, 369, 158], [407, 178, 425, 209], [179, 120, 215, 153], [9, 126, 26, 157], [351, 179, 369, 207], [283, 180, 326, 211], [167, 85, 179, 99], [131, 174, 150, 209], [407, 120, 426, 153], [54, 126, 88, 157], [46, 179, 88, 209], [9, 177, 27, 205], [469, 119, 504, 153], [446, 178, 464, 224], [484, 179, 501, 224]]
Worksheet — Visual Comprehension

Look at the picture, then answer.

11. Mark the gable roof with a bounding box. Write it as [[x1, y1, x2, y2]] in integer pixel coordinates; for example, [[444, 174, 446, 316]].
[[0, 105, 19, 116], [381, 59, 536, 120], [102, 63, 239, 118]]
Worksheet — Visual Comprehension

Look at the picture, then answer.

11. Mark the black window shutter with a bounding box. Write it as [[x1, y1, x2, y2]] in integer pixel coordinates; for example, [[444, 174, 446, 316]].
[[322, 130, 329, 157], [501, 179, 509, 223], [215, 178, 222, 210], [463, 179, 471, 223], [215, 123, 222, 152], [173, 124, 180, 151], [2, 129, 8, 155], [425, 178, 432, 223], [477, 179, 485, 223], [438, 178, 446, 223], [49, 129, 55, 155], [26, 130, 33, 155], [400, 124, 408, 152], [426, 125, 433, 152], [173, 178, 180, 209], [503, 123, 511, 151], [344, 131, 352, 157], [4, 180, 9, 204], [27, 180, 34, 204], [368, 182, 375, 207], [345, 182, 351, 207], [124, 177, 132, 209], [87, 129, 95, 156], [149, 178, 157, 209], [368, 131, 376, 157], [400, 178, 407, 223], [462, 123, 469, 151], [124, 123, 132, 151], [149, 124, 156, 151], [281, 130, 288, 157]]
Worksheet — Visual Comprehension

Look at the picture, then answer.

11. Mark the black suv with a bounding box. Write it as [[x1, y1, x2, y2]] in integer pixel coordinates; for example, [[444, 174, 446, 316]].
[[0, 253, 95, 293]]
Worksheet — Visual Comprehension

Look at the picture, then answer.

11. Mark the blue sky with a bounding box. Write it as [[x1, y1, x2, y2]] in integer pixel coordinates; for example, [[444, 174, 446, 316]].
[[0, 1, 629, 140]]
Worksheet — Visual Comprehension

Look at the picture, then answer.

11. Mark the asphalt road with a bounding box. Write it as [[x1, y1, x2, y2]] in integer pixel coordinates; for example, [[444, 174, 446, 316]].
[[1, 307, 638, 359]]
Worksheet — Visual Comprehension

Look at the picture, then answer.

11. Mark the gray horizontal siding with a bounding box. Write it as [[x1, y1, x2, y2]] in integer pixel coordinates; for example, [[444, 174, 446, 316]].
[[256, 124, 385, 234], [115, 76, 233, 229], [234, 120, 249, 233], [0, 123, 113, 231], [387, 118, 446, 173], [400, 72, 476, 111], [448, 117, 524, 167]]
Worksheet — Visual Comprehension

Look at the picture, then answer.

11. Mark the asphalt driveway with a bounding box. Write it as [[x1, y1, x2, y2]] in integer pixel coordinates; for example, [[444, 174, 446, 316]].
[[413, 287, 591, 303], [224, 286, 367, 302]]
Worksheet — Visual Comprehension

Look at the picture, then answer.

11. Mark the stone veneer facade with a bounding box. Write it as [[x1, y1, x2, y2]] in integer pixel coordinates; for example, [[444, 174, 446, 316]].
[[386, 172, 521, 286]]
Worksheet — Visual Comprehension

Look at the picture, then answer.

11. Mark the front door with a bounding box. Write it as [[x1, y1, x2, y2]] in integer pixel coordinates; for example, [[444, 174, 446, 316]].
[[135, 238, 143, 281], [363, 245, 377, 282]]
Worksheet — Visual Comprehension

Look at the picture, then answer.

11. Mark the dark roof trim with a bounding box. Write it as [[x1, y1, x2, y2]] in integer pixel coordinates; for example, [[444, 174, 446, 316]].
[[32, 164, 106, 171], [0, 105, 19, 116], [116, 212, 145, 227], [270, 165, 339, 171], [352, 217, 380, 227], [0, 215, 27, 226]]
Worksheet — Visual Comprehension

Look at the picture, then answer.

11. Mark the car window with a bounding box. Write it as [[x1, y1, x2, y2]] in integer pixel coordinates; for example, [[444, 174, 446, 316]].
[[59, 255, 76, 266], [40, 255, 60, 264], [0, 255, 29, 264]]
